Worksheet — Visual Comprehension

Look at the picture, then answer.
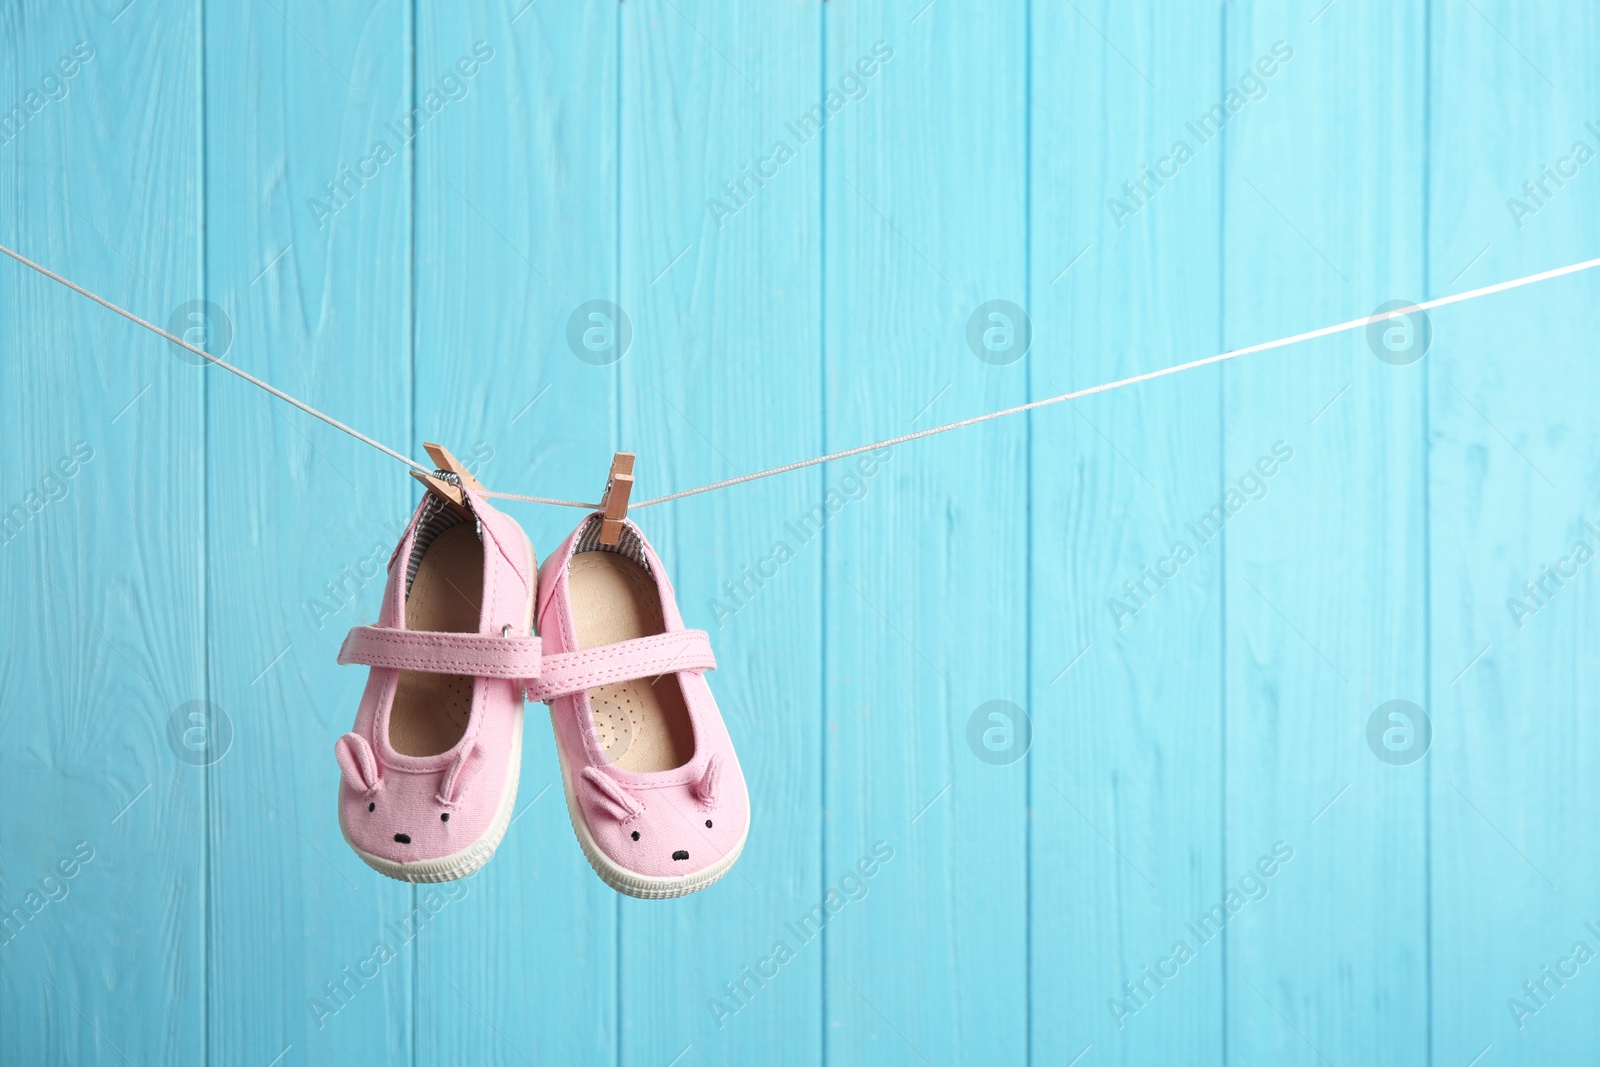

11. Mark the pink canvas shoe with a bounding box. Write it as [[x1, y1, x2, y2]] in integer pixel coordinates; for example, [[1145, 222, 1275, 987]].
[[530, 515, 749, 898], [332, 485, 539, 882]]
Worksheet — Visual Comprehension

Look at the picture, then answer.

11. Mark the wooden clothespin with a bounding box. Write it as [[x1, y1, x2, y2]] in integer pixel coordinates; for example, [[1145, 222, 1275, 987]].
[[598, 452, 635, 546], [411, 442, 485, 518]]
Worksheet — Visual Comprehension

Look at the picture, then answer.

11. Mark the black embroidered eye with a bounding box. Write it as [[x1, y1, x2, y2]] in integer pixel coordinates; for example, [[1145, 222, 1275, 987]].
[[631, 831, 640, 841], [368, 802, 375, 812], [705, 820, 713, 828], [440, 813, 450, 822]]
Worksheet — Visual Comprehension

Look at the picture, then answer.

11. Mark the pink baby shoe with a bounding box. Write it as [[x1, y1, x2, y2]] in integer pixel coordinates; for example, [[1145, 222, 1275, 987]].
[[332, 484, 539, 882], [529, 515, 749, 898]]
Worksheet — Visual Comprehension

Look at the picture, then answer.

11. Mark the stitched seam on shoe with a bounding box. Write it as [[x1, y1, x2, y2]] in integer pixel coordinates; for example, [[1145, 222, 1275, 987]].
[[542, 632, 711, 669], [353, 629, 541, 652], [539, 658, 711, 693], [346, 629, 541, 676]]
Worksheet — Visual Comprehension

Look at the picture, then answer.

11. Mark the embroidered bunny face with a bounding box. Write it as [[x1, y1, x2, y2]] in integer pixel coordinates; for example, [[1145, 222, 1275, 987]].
[[575, 757, 746, 878], [334, 732, 483, 861]]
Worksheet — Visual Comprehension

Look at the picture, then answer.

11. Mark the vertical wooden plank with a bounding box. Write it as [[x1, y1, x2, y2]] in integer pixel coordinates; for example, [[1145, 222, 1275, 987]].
[[204, 2, 415, 1061], [411, 2, 620, 1062], [1223, 3, 1428, 1063], [0, 1, 205, 1062], [615, 4, 824, 1064], [1029, 3, 1225, 1063], [824, 2, 1028, 1063], [1430, 6, 1600, 1063]]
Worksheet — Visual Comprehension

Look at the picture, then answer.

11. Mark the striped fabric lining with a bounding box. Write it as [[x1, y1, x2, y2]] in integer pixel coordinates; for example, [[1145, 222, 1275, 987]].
[[572, 515, 651, 573], [404, 490, 475, 598]]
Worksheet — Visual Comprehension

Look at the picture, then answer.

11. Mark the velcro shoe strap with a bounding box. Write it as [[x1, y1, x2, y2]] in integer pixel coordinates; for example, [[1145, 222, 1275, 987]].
[[528, 630, 715, 701], [338, 625, 542, 679]]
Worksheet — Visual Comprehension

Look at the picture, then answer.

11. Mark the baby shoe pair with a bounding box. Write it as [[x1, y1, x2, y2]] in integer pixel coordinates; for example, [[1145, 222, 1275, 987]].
[[332, 481, 748, 898]]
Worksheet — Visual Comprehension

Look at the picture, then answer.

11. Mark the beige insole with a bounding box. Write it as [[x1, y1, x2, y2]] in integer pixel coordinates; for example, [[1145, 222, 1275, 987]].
[[569, 552, 694, 773], [390, 524, 483, 757]]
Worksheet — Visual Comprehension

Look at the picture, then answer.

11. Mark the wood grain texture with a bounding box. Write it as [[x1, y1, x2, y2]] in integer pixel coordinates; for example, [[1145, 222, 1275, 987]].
[[0, 2, 206, 1063], [412, 2, 620, 1062], [3, 2, 1600, 1064], [1223, 3, 1429, 1065], [616, 4, 824, 1062], [1429, 5, 1600, 1064], [203, 2, 416, 1062], [823, 3, 1028, 1064], [1030, 4, 1226, 1064]]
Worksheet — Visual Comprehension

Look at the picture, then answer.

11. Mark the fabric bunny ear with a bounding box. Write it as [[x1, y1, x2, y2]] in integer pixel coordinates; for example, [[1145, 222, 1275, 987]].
[[334, 732, 382, 795], [693, 754, 720, 805], [579, 766, 644, 822], [437, 742, 483, 805]]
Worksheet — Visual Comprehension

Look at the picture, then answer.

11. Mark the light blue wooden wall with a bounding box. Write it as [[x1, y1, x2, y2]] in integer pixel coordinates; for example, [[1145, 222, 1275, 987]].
[[2, 1, 1597, 1064]]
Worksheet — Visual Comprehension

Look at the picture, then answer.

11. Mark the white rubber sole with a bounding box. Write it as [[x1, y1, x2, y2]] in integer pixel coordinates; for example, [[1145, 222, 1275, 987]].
[[340, 518, 538, 884], [552, 733, 750, 899]]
